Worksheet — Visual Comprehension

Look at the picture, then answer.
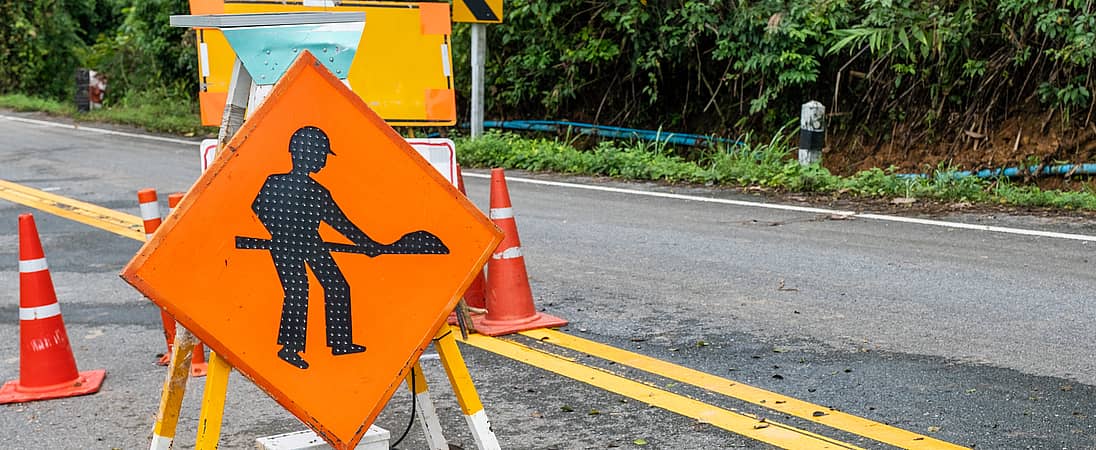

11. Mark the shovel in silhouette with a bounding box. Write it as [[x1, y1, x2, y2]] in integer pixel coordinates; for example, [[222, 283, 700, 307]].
[[235, 230, 449, 256]]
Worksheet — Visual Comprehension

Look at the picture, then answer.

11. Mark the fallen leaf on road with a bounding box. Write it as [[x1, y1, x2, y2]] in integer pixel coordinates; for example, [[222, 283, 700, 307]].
[[777, 279, 799, 292], [633, 438, 648, 445], [928, 426, 941, 432]]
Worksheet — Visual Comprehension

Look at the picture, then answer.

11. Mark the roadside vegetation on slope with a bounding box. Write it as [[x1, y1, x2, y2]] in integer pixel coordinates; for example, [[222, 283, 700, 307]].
[[457, 131, 1096, 211]]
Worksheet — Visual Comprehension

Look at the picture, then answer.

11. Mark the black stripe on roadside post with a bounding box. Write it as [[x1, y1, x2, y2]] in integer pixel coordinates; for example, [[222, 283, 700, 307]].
[[799, 129, 824, 152]]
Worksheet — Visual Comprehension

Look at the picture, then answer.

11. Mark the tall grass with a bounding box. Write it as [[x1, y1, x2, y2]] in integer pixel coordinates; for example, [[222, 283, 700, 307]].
[[0, 92, 212, 136]]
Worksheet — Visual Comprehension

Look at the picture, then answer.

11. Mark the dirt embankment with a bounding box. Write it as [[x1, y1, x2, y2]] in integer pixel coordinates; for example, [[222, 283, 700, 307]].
[[827, 112, 1096, 183]]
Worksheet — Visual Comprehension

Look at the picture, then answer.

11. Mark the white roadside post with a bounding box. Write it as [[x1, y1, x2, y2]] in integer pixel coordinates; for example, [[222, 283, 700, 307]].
[[470, 23, 487, 139], [798, 100, 825, 166]]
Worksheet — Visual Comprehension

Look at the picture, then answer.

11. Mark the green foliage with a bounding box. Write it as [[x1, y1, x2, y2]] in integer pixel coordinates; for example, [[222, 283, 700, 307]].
[[0, 0, 85, 99], [470, 0, 856, 130], [828, 0, 1096, 133], [0, 0, 192, 104], [86, 0, 196, 101], [461, 0, 1096, 144]]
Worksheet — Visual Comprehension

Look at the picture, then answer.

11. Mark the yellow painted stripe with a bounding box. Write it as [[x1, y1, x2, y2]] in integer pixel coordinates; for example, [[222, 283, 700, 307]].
[[435, 327, 486, 416], [0, 179, 144, 241], [522, 329, 967, 450], [463, 333, 864, 449]]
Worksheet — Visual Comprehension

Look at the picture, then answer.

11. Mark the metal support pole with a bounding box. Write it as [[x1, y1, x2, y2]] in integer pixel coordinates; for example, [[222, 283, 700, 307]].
[[470, 24, 487, 139], [798, 101, 825, 166]]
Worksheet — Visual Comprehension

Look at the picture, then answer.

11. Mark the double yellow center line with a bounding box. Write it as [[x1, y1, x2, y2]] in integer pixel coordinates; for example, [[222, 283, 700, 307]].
[[0, 179, 145, 240], [0, 179, 967, 449]]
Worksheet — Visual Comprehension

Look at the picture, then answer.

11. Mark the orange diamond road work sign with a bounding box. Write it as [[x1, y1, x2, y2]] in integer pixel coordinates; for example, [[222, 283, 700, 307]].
[[121, 51, 501, 450]]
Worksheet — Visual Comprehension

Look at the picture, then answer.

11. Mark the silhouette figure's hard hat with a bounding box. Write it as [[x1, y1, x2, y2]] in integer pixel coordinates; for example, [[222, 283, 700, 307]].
[[289, 126, 336, 156]]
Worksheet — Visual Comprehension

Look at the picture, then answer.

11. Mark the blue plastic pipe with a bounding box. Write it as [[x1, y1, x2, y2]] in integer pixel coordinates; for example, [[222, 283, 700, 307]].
[[897, 163, 1096, 180], [477, 120, 744, 148]]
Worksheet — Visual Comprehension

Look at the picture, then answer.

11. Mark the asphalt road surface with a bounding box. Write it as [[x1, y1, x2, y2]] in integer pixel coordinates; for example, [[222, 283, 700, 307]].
[[0, 112, 1093, 449]]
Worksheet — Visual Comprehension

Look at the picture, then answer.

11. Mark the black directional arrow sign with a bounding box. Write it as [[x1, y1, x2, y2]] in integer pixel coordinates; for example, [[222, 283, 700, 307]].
[[454, 0, 502, 23]]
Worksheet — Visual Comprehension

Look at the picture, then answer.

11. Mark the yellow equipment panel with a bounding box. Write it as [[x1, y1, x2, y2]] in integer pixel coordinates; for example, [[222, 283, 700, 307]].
[[193, 1, 456, 127]]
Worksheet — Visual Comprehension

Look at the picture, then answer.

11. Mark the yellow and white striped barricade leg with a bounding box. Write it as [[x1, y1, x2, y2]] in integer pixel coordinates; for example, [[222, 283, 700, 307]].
[[408, 362, 449, 449], [433, 326, 501, 450]]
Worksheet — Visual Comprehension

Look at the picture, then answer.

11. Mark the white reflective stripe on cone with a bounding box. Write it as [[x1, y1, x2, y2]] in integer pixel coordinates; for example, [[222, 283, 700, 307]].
[[18, 257, 48, 273], [145, 233, 155, 241], [139, 202, 160, 220], [489, 207, 513, 219], [492, 246, 522, 260], [20, 303, 61, 320]]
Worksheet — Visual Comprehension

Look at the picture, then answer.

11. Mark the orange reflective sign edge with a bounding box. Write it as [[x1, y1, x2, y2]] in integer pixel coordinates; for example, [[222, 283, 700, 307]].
[[121, 52, 501, 450]]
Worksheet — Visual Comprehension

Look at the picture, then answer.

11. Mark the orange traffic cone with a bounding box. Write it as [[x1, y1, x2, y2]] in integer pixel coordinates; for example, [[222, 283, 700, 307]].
[[139, 189, 176, 366], [472, 168, 567, 336], [0, 214, 106, 404], [167, 192, 207, 378]]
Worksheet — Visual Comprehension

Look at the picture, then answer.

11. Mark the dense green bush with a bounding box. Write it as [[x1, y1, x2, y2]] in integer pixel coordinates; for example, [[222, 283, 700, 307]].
[[86, 0, 196, 100], [0, 0, 84, 99], [454, 0, 1096, 143], [0, 0, 193, 102]]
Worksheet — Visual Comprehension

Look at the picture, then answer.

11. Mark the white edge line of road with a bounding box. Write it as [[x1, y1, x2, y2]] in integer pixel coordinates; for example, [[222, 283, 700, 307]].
[[1, 114, 198, 146], [4, 114, 1092, 243], [463, 172, 1096, 243]]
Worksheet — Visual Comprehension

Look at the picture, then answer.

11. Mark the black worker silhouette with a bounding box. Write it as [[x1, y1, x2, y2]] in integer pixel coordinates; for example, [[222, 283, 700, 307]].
[[235, 126, 449, 370]]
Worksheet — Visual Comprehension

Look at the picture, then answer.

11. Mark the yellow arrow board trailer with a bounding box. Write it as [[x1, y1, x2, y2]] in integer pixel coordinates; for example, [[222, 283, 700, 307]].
[[191, 1, 456, 127]]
